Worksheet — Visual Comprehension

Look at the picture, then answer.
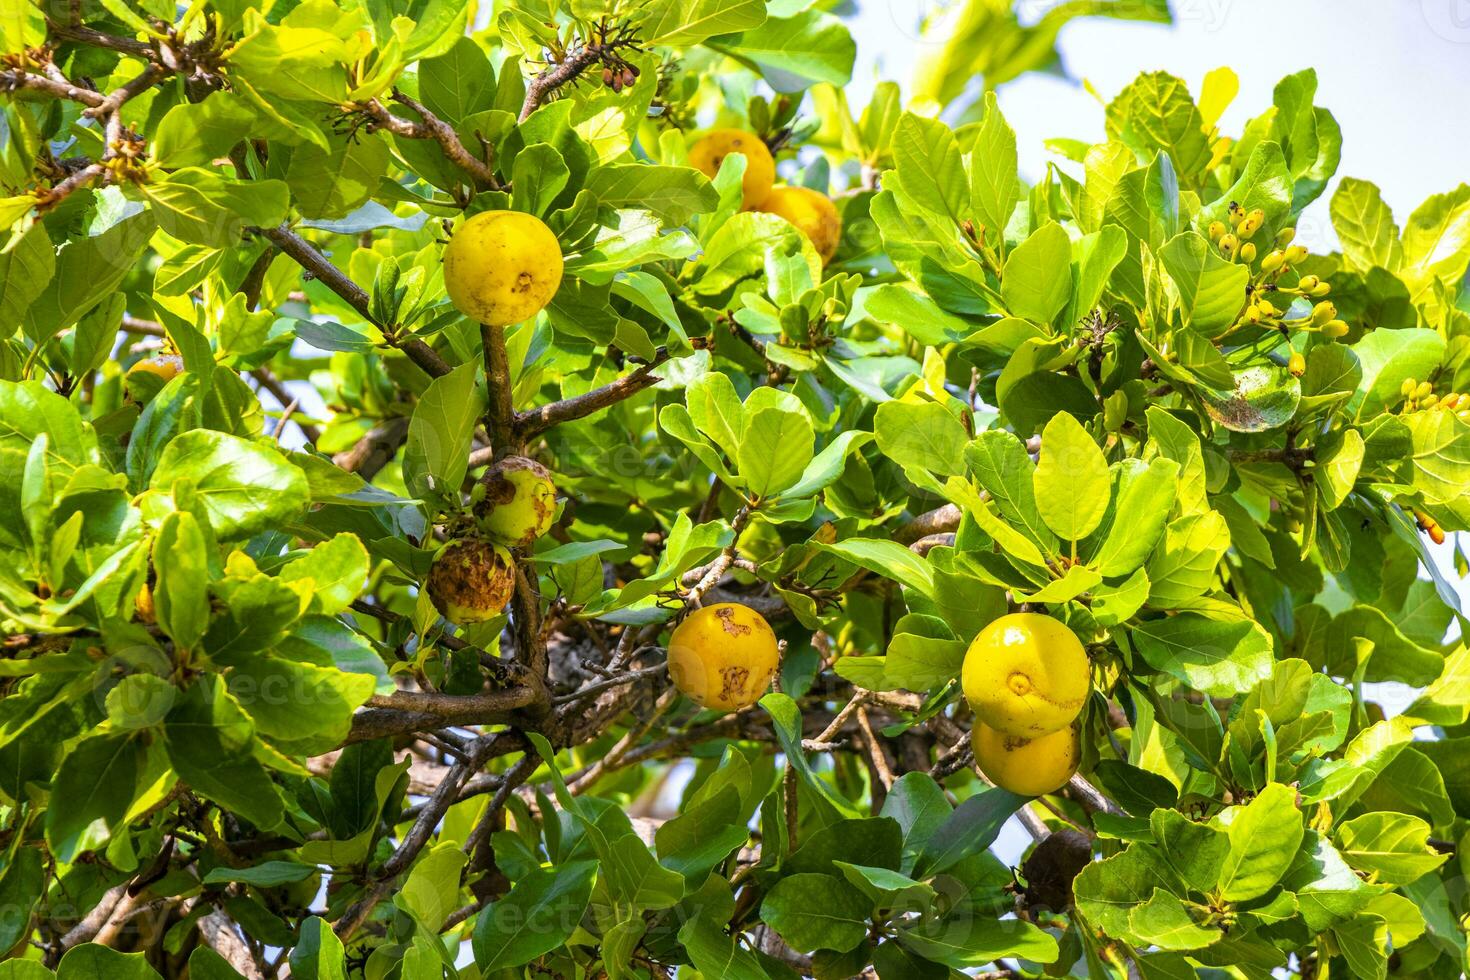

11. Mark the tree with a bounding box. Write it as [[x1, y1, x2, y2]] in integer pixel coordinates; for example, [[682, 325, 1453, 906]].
[[0, 0, 1467, 977]]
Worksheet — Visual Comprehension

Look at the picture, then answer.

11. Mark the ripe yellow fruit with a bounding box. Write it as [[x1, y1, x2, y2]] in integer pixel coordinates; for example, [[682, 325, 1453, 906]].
[[973, 721, 1079, 797], [961, 613, 1090, 738], [688, 129, 775, 210], [756, 186, 843, 262], [666, 603, 779, 711], [127, 354, 184, 385], [474, 456, 557, 549], [443, 211, 564, 327], [425, 538, 515, 626]]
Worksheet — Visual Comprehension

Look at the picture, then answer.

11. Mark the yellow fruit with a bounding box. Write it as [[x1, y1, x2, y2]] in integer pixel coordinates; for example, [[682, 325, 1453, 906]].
[[425, 538, 515, 626], [128, 354, 184, 381], [973, 721, 1080, 797], [666, 603, 779, 711], [961, 612, 1090, 738], [757, 186, 842, 262], [474, 456, 557, 549], [135, 580, 155, 624], [688, 129, 775, 210], [443, 211, 563, 327]]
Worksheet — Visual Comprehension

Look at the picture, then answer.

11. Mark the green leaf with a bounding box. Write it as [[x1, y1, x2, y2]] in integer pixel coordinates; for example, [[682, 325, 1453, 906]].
[[202, 861, 317, 887], [738, 407, 814, 497], [163, 676, 285, 831], [287, 134, 390, 221], [1033, 411, 1109, 541], [186, 949, 247, 980], [815, 538, 934, 597], [1092, 458, 1178, 575], [1215, 783, 1305, 901], [1335, 812, 1446, 886], [707, 9, 856, 93], [880, 772, 952, 875], [1108, 72, 1212, 181], [0, 846, 42, 953], [896, 913, 1058, 969], [914, 787, 1024, 877], [139, 169, 289, 246], [1401, 183, 1470, 298], [760, 873, 869, 953], [146, 431, 310, 539], [403, 361, 484, 503], [419, 36, 495, 124], [45, 734, 143, 863], [1200, 367, 1301, 433], [1129, 889, 1221, 951], [638, 0, 767, 44], [873, 401, 967, 477], [969, 91, 1020, 240], [1348, 328, 1445, 421], [472, 860, 597, 969], [1159, 231, 1248, 337], [889, 113, 968, 225], [584, 165, 718, 226], [153, 511, 210, 651], [278, 533, 370, 617], [56, 945, 161, 980], [397, 842, 468, 931], [1132, 615, 1273, 697], [1001, 221, 1072, 324], [288, 917, 346, 980], [1331, 177, 1401, 273]]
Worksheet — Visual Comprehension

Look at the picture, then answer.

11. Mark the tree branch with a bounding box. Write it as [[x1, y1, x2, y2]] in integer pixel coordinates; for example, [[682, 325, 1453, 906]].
[[256, 224, 452, 378], [362, 93, 500, 189], [480, 322, 518, 455], [515, 348, 672, 439]]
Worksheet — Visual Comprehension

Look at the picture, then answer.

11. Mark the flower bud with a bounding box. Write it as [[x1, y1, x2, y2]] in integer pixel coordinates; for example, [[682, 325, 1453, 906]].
[[1309, 281, 1332, 297], [1310, 301, 1336, 326], [1298, 275, 1320, 292], [1208, 220, 1226, 242], [1288, 351, 1306, 377], [1261, 250, 1286, 273], [1322, 319, 1349, 339], [1285, 244, 1309, 264], [1402, 378, 1418, 397], [1240, 242, 1257, 263], [1421, 393, 1440, 409], [1219, 233, 1238, 255], [1415, 381, 1434, 400], [1276, 227, 1296, 246]]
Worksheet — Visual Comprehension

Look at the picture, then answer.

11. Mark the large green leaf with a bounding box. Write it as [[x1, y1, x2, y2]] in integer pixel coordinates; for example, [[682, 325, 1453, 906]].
[[146, 430, 310, 539]]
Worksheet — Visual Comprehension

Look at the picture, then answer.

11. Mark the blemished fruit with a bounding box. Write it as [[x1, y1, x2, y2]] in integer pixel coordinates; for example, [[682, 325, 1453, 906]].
[[756, 186, 842, 262], [443, 211, 564, 327], [973, 721, 1079, 797], [474, 456, 557, 548], [688, 129, 775, 210], [961, 612, 1090, 738], [425, 538, 515, 626], [666, 603, 779, 711]]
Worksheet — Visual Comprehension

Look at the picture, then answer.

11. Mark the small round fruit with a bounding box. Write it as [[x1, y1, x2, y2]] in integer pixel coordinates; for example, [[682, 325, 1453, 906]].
[[961, 612, 1090, 738], [973, 722, 1079, 797], [666, 603, 779, 711], [425, 538, 515, 626], [757, 186, 842, 262], [688, 129, 775, 210], [474, 456, 557, 548], [127, 354, 184, 382], [443, 211, 564, 327]]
